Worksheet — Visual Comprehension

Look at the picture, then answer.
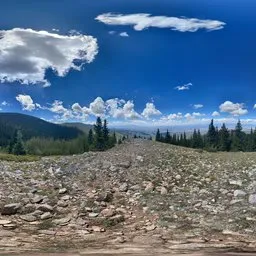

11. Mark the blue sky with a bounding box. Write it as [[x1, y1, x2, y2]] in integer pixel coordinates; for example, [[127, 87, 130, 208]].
[[0, 0, 255, 129]]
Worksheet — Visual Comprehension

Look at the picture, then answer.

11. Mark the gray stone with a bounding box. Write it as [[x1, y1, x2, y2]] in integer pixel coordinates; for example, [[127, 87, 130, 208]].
[[40, 212, 52, 220], [234, 190, 246, 197], [53, 216, 71, 225], [20, 214, 37, 222], [1, 203, 21, 215], [119, 183, 128, 192], [36, 204, 53, 212], [249, 194, 256, 204], [59, 188, 67, 194]]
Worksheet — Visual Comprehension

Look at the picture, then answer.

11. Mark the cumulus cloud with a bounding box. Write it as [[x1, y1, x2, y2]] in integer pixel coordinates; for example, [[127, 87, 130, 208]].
[[162, 112, 183, 121], [0, 28, 98, 86], [174, 83, 192, 91], [253, 104, 256, 109], [96, 13, 226, 32], [106, 98, 140, 119], [142, 103, 161, 119], [193, 104, 203, 109], [219, 101, 248, 116], [16, 94, 37, 111], [89, 97, 106, 116], [119, 32, 129, 37], [212, 111, 220, 117]]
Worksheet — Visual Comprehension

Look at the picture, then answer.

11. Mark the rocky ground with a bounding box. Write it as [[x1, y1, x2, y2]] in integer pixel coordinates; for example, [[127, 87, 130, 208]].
[[1, 139, 256, 254]]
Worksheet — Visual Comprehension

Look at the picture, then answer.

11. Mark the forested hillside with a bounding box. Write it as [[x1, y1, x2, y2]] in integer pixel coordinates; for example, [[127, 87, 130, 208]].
[[0, 113, 83, 147]]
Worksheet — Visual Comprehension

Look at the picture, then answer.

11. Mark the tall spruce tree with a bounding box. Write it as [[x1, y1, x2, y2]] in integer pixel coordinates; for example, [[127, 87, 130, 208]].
[[165, 130, 171, 143], [231, 120, 244, 151], [156, 129, 161, 142], [88, 129, 93, 146], [206, 119, 218, 149], [103, 119, 109, 148], [93, 117, 104, 151], [218, 123, 230, 151]]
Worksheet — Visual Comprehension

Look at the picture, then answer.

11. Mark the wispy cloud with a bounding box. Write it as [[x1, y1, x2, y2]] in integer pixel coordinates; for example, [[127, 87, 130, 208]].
[[119, 32, 129, 37], [193, 104, 203, 109], [96, 13, 226, 32], [174, 83, 192, 91], [0, 28, 98, 87]]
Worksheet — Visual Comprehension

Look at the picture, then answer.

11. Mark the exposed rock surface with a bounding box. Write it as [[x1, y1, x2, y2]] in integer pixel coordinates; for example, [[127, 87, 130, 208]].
[[0, 139, 256, 253]]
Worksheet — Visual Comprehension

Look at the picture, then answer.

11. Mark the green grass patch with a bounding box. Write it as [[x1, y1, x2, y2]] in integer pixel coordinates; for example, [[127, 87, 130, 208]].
[[0, 153, 40, 162]]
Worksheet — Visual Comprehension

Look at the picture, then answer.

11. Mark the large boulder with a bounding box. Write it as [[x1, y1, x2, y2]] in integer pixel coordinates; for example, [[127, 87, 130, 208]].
[[1, 203, 21, 215]]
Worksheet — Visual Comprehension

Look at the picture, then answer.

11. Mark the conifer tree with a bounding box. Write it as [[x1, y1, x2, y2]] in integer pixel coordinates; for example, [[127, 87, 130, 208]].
[[156, 129, 161, 142], [206, 119, 218, 149], [12, 130, 26, 155], [88, 129, 94, 145], [93, 117, 104, 151], [218, 123, 230, 151], [103, 119, 109, 148], [231, 120, 244, 151], [165, 130, 171, 144]]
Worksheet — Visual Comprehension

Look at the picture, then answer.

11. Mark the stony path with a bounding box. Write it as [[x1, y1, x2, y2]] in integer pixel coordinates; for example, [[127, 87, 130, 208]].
[[1, 139, 256, 253]]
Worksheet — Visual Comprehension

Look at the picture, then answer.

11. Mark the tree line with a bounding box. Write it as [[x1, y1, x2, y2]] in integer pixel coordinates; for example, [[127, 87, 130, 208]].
[[3, 117, 120, 156], [156, 119, 256, 152]]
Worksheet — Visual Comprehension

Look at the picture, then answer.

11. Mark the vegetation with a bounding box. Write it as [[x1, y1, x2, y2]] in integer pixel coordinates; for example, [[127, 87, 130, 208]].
[[0, 113, 83, 147], [0, 116, 117, 156], [156, 119, 256, 152]]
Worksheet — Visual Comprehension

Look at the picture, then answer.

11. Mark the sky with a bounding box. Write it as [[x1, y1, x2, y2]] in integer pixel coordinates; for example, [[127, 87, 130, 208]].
[[0, 0, 255, 130]]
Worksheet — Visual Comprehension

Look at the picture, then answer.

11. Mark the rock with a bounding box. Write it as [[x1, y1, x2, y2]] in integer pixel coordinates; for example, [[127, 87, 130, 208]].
[[31, 195, 44, 204], [92, 226, 105, 232], [89, 212, 99, 218], [119, 183, 128, 192], [1, 203, 21, 215], [57, 200, 68, 207], [97, 192, 113, 202], [145, 182, 154, 192], [0, 220, 12, 225], [136, 156, 144, 162], [114, 236, 126, 243], [160, 187, 168, 195], [175, 174, 182, 180], [229, 180, 242, 186], [145, 224, 156, 231], [249, 194, 256, 204], [61, 195, 70, 201], [20, 214, 37, 222], [40, 212, 52, 220], [118, 161, 131, 169], [0, 230, 15, 237], [234, 190, 246, 197], [53, 216, 71, 225], [101, 208, 115, 218], [37, 204, 53, 212], [59, 188, 67, 194]]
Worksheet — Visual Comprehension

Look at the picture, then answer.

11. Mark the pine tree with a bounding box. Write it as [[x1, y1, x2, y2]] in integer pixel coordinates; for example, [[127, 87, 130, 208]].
[[88, 129, 94, 145], [218, 123, 230, 151], [93, 117, 104, 151], [231, 120, 244, 151], [165, 130, 171, 143], [206, 119, 218, 149], [12, 130, 26, 155], [156, 129, 161, 142], [103, 119, 109, 148]]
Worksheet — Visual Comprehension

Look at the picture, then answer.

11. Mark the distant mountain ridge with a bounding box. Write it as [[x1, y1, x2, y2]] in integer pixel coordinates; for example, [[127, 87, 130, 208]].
[[0, 113, 83, 147], [62, 122, 93, 134]]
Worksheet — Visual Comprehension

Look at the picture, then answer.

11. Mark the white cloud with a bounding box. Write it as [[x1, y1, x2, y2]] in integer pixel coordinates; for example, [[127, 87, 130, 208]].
[[174, 83, 192, 91], [253, 104, 256, 109], [96, 13, 226, 32], [89, 97, 106, 116], [108, 31, 116, 35], [119, 32, 129, 37], [219, 101, 248, 116], [0, 28, 98, 86], [16, 94, 36, 111], [1, 101, 9, 106], [212, 111, 220, 117], [162, 112, 183, 120], [141, 103, 161, 119], [193, 104, 203, 109]]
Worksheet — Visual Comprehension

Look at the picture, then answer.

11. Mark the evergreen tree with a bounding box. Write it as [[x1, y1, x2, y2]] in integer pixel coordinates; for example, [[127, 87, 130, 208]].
[[218, 123, 230, 151], [206, 119, 218, 149], [103, 119, 109, 148], [88, 129, 94, 145], [93, 117, 104, 151], [156, 129, 161, 142], [231, 120, 244, 151], [165, 130, 171, 144], [12, 130, 26, 155]]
